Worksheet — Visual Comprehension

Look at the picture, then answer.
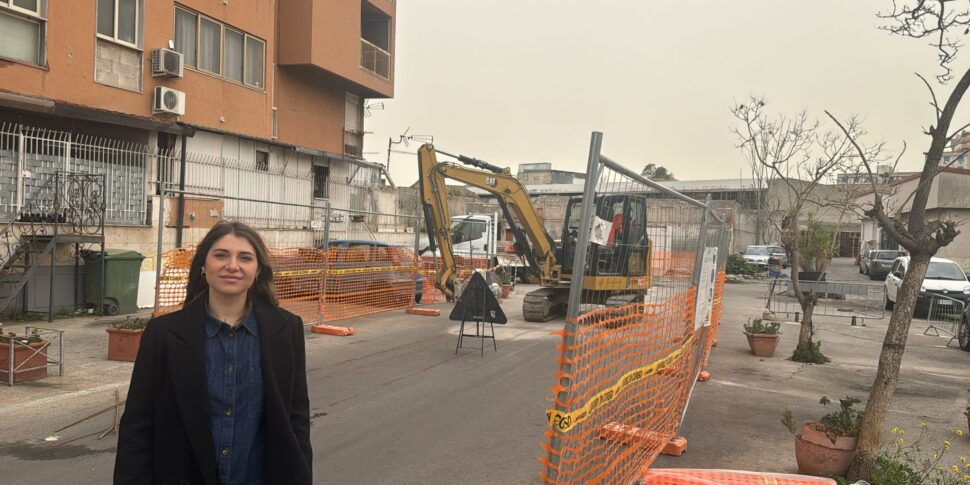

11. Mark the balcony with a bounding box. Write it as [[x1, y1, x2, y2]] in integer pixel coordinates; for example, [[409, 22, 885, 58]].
[[360, 39, 390, 79]]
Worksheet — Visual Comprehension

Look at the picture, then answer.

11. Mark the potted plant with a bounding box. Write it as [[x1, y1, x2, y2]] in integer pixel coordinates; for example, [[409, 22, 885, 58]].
[[0, 328, 49, 382], [796, 217, 835, 282], [106, 317, 148, 362], [743, 318, 781, 357], [783, 396, 864, 478]]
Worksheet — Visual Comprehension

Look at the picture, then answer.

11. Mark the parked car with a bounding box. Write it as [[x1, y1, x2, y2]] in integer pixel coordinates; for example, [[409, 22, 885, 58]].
[[867, 250, 907, 280], [323, 240, 424, 304], [884, 256, 970, 317], [741, 245, 771, 268]]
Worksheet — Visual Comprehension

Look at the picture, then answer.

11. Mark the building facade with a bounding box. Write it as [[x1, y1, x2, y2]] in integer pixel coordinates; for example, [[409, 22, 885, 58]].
[[856, 168, 970, 269], [0, 0, 397, 311]]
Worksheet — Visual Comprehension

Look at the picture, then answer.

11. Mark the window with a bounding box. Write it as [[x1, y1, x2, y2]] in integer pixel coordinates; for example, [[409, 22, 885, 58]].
[[224, 28, 244, 82], [173, 6, 265, 88], [245, 36, 264, 88], [199, 17, 221, 74], [97, 0, 140, 47], [344, 94, 363, 157], [255, 150, 269, 172], [174, 7, 197, 67], [0, 0, 45, 65], [313, 166, 329, 199]]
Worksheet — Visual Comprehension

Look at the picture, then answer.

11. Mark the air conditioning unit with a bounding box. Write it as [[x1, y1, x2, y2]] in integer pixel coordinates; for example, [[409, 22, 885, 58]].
[[153, 86, 185, 116], [151, 48, 184, 78]]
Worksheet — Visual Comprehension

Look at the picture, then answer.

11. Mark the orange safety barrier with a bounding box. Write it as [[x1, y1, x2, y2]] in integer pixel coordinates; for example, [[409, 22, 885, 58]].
[[417, 255, 489, 304], [639, 469, 836, 484], [541, 271, 729, 485], [153, 244, 423, 324]]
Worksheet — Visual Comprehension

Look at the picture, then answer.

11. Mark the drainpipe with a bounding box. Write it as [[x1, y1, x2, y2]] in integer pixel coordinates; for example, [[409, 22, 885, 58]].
[[175, 134, 187, 247]]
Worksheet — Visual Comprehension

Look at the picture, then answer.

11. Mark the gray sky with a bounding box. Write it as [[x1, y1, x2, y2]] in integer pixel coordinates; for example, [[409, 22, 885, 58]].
[[364, 0, 969, 187]]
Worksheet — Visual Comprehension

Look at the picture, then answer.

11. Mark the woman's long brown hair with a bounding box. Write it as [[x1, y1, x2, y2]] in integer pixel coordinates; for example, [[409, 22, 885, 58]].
[[183, 221, 278, 307]]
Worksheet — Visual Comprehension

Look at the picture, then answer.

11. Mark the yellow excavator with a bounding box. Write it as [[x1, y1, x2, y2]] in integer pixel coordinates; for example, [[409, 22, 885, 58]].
[[417, 144, 653, 321]]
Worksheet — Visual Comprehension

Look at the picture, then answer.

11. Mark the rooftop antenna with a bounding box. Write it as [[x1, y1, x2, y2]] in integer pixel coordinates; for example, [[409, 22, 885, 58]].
[[364, 101, 384, 118], [386, 127, 433, 173]]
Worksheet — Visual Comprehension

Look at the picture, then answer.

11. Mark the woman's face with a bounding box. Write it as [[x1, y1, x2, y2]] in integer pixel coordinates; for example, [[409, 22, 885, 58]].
[[203, 234, 259, 299]]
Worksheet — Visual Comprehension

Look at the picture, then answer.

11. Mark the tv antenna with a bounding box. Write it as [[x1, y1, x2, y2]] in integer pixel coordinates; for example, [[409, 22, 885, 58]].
[[386, 127, 433, 172]]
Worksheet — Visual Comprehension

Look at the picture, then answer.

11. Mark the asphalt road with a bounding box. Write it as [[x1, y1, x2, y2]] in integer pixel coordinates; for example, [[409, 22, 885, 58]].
[[1, 257, 967, 483]]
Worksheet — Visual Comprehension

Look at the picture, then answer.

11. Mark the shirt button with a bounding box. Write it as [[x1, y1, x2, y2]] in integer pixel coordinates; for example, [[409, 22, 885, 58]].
[[226, 407, 233, 416], [227, 363, 235, 373], [221, 447, 229, 456], [228, 331, 235, 338]]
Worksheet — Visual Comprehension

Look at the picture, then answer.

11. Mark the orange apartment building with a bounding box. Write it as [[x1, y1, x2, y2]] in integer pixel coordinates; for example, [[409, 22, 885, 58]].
[[0, 0, 397, 312]]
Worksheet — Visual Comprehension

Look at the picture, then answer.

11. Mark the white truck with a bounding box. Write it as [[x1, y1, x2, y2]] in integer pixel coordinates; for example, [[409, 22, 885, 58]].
[[422, 213, 529, 280]]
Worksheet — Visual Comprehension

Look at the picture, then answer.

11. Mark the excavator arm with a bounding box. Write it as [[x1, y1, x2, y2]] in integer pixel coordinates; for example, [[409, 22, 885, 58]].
[[417, 144, 559, 300]]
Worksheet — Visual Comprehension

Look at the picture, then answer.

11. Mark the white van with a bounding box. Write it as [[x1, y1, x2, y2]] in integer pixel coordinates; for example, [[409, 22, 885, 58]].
[[883, 256, 970, 315]]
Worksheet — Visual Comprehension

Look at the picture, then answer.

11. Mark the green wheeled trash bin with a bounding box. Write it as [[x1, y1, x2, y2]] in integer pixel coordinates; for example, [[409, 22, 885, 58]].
[[83, 249, 145, 316]]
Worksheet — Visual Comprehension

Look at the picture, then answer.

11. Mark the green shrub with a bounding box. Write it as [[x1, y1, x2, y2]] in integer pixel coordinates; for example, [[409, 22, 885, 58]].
[[818, 396, 864, 440], [726, 254, 758, 275], [744, 318, 781, 334], [110, 317, 149, 330], [792, 340, 831, 364]]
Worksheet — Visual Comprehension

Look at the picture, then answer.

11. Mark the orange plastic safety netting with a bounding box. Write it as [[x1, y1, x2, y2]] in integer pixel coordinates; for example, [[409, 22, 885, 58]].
[[540, 287, 716, 484], [540, 136, 733, 484], [153, 244, 420, 323], [639, 469, 836, 484], [417, 255, 489, 304], [320, 244, 419, 322]]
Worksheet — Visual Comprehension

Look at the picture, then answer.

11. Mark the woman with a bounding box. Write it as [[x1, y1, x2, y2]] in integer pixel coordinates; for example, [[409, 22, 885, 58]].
[[115, 221, 312, 485]]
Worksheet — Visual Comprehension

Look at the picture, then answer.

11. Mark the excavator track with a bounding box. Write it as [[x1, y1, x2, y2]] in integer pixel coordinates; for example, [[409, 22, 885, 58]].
[[523, 287, 569, 322]]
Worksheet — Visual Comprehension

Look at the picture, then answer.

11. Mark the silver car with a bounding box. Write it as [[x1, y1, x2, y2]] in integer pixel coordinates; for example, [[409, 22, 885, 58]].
[[741, 245, 771, 268]]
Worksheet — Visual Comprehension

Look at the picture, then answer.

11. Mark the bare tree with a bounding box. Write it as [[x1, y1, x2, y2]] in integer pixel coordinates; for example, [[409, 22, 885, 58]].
[[825, 1, 969, 479], [731, 98, 859, 360], [737, 111, 779, 245]]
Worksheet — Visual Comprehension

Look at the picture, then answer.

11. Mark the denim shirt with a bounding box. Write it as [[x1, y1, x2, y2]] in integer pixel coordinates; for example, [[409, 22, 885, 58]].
[[204, 307, 265, 485]]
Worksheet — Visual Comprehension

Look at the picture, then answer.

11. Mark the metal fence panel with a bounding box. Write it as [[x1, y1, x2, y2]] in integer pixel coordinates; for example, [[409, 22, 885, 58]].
[[541, 133, 729, 484], [154, 190, 428, 325], [924, 294, 965, 346], [767, 280, 887, 323]]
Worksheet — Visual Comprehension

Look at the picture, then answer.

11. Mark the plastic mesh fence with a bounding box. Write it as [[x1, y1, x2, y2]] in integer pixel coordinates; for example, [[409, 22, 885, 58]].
[[153, 244, 419, 323], [540, 133, 730, 484], [418, 255, 490, 304], [320, 243, 418, 322], [639, 469, 836, 484]]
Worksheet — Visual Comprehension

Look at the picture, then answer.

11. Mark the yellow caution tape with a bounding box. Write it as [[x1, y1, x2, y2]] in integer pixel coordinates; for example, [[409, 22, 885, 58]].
[[274, 269, 327, 277], [324, 265, 416, 276], [159, 266, 416, 280], [545, 334, 695, 433]]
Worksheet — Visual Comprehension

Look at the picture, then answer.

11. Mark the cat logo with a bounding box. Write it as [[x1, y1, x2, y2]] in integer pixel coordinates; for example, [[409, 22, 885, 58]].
[[485, 176, 498, 187]]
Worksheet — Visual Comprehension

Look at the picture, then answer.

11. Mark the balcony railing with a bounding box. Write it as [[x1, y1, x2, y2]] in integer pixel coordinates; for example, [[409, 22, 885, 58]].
[[360, 39, 390, 79]]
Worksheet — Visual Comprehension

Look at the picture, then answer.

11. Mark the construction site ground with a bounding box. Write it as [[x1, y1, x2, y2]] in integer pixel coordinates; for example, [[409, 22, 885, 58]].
[[0, 258, 967, 484]]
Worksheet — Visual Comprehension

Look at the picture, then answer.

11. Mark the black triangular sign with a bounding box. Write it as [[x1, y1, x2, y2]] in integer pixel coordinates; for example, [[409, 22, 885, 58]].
[[448, 272, 507, 324]]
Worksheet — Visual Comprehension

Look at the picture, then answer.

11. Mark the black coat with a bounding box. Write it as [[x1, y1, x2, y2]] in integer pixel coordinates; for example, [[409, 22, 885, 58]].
[[114, 297, 312, 485]]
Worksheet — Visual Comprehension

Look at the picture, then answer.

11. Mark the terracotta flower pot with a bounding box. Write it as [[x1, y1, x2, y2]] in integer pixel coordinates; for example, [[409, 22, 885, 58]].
[[744, 331, 780, 357], [795, 421, 858, 478], [501, 284, 512, 299], [0, 340, 50, 383], [107, 327, 145, 362]]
